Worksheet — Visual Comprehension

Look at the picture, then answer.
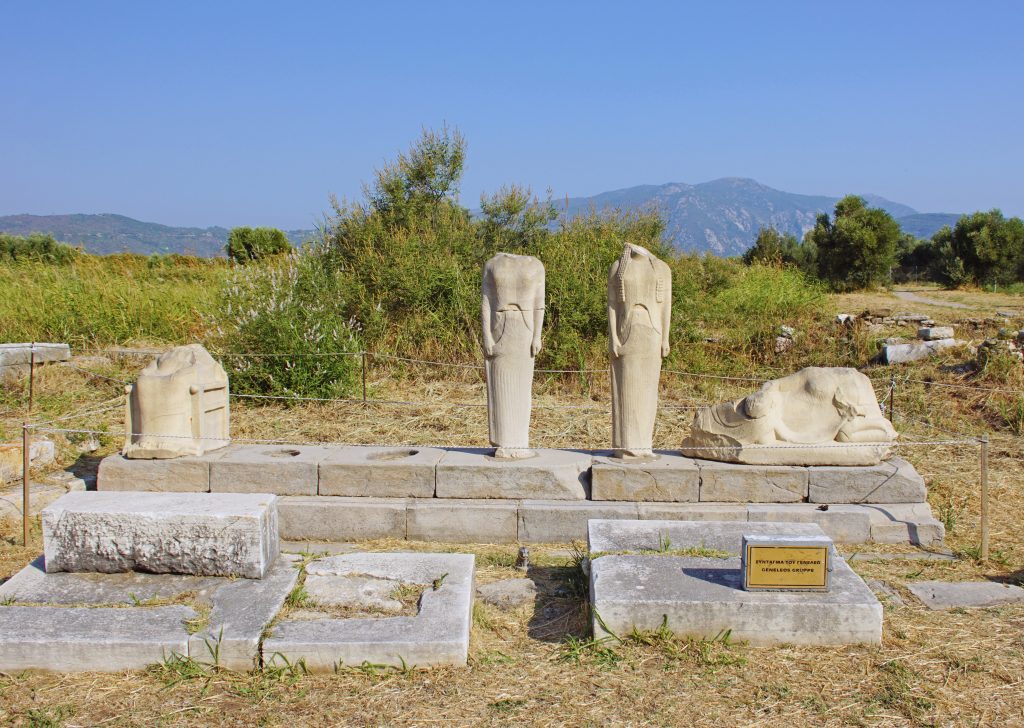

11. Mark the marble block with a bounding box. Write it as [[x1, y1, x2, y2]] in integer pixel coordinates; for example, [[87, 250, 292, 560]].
[[435, 448, 588, 500], [42, 491, 279, 579], [808, 457, 926, 504], [318, 446, 442, 497], [591, 452, 699, 502]]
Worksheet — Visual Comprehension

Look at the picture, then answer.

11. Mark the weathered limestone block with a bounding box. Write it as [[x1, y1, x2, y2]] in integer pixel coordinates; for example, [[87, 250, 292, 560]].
[[588, 518, 827, 555], [681, 367, 896, 466], [0, 343, 71, 373], [319, 446, 442, 497], [590, 554, 881, 646], [264, 553, 474, 670], [0, 439, 55, 483], [435, 448, 588, 500], [98, 453, 210, 492], [697, 460, 807, 502], [210, 444, 324, 496], [591, 452, 699, 501], [608, 243, 672, 460], [918, 326, 954, 341], [907, 580, 1024, 610], [42, 491, 279, 578], [482, 253, 545, 460], [518, 501, 638, 544], [124, 344, 229, 459], [0, 605, 194, 672], [747, 504, 872, 543], [881, 338, 959, 364], [862, 503, 945, 546], [407, 499, 518, 543], [808, 457, 926, 504], [636, 503, 748, 521], [188, 555, 300, 669], [278, 496, 407, 541]]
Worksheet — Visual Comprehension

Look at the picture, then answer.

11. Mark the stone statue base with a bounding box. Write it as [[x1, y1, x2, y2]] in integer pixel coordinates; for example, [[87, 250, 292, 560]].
[[679, 441, 894, 467], [493, 447, 536, 461]]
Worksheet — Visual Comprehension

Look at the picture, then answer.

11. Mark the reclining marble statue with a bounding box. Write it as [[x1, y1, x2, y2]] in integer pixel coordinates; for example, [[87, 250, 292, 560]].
[[608, 243, 672, 460], [482, 253, 545, 459], [681, 366, 897, 466], [123, 343, 230, 459]]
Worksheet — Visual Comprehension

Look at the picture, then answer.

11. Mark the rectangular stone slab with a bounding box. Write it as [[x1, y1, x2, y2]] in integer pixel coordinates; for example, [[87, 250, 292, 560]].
[[0, 343, 71, 367], [637, 503, 747, 522], [698, 461, 807, 503], [98, 454, 210, 493], [588, 519, 827, 555], [407, 499, 518, 543], [42, 491, 279, 579], [279, 496, 408, 541], [0, 605, 194, 672], [591, 452, 699, 502], [210, 444, 325, 496], [189, 555, 300, 670], [264, 553, 473, 670], [435, 448, 588, 500], [862, 503, 945, 547], [906, 580, 1024, 610], [748, 504, 872, 544], [590, 554, 881, 646], [518, 501, 638, 544], [319, 446, 442, 497], [808, 457, 926, 504]]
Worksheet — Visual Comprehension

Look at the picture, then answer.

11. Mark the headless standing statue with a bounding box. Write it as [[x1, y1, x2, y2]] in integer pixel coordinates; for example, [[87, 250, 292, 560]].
[[482, 253, 545, 459], [608, 243, 672, 459]]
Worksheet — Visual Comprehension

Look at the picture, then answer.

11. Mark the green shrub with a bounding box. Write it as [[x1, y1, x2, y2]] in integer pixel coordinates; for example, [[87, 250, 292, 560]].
[[0, 232, 77, 264], [209, 252, 362, 398], [225, 227, 292, 263]]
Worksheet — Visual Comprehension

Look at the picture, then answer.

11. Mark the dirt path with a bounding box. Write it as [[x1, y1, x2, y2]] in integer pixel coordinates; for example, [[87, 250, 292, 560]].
[[893, 290, 971, 309]]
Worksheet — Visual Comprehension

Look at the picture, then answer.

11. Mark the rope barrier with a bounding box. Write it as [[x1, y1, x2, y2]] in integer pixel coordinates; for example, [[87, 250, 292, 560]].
[[27, 423, 980, 451], [229, 391, 701, 411], [900, 377, 1024, 396], [60, 362, 130, 386]]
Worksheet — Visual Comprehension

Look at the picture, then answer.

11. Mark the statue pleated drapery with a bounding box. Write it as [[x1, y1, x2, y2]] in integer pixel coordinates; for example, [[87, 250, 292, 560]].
[[607, 243, 671, 459], [481, 253, 545, 459]]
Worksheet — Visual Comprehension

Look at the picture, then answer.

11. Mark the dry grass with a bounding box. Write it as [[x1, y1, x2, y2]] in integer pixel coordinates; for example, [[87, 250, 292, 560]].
[[1, 290, 1022, 726]]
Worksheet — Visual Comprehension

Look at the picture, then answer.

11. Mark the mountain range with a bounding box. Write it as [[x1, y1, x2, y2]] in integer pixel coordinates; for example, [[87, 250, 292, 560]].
[[0, 179, 961, 257], [556, 178, 959, 256]]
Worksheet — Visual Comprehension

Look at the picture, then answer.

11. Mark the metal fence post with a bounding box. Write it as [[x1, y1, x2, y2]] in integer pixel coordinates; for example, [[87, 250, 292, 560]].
[[980, 435, 990, 561], [22, 424, 30, 546], [888, 374, 896, 423], [361, 351, 368, 403], [28, 341, 36, 414]]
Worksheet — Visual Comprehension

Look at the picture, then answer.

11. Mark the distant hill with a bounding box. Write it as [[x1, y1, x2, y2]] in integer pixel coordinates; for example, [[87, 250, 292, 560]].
[[0, 213, 317, 257], [1, 181, 960, 257], [554, 177, 956, 256]]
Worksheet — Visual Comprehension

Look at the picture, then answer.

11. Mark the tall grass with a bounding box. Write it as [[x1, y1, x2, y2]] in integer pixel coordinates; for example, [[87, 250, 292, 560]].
[[0, 254, 225, 348]]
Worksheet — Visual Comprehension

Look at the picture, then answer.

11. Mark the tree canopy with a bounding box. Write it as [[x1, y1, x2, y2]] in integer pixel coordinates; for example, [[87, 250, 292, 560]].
[[225, 227, 291, 263], [807, 195, 901, 291]]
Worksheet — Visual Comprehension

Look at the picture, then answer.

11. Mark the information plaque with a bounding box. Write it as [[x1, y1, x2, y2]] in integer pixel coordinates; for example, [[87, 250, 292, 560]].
[[741, 535, 833, 592]]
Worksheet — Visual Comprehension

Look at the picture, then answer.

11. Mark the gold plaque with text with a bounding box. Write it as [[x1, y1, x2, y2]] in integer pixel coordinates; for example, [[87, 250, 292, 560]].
[[745, 545, 829, 590]]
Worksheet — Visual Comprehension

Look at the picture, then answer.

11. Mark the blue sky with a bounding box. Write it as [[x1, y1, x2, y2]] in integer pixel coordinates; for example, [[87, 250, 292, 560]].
[[2, 1, 1022, 229]]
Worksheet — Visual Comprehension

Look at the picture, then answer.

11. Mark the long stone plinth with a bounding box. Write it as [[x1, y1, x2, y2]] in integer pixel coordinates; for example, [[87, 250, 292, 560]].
[[588, 520, 882, 646], [42, 492, 280, 579], [273, 498, 942, 546], [435, 448, 589, 500], [0, 555, 299, 671], [264, 552, 474, 670], [94, 447, 942, 547], [98, 448, 930, 506]]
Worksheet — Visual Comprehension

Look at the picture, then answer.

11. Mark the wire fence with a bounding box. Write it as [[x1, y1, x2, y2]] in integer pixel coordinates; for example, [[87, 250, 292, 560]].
[[7, 345, 1011, 560]]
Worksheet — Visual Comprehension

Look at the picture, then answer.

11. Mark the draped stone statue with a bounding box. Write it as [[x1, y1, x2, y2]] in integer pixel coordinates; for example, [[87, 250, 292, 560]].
[[681, 367, 897, 465], [482, 253, 545, 459], [608, 243, 672, 460], [123, 344, 230, 459]]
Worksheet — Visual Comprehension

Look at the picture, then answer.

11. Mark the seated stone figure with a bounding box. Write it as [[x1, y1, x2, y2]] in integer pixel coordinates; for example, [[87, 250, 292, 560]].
[[123, 344, 230, 459], [681, 367, 896, 465]]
